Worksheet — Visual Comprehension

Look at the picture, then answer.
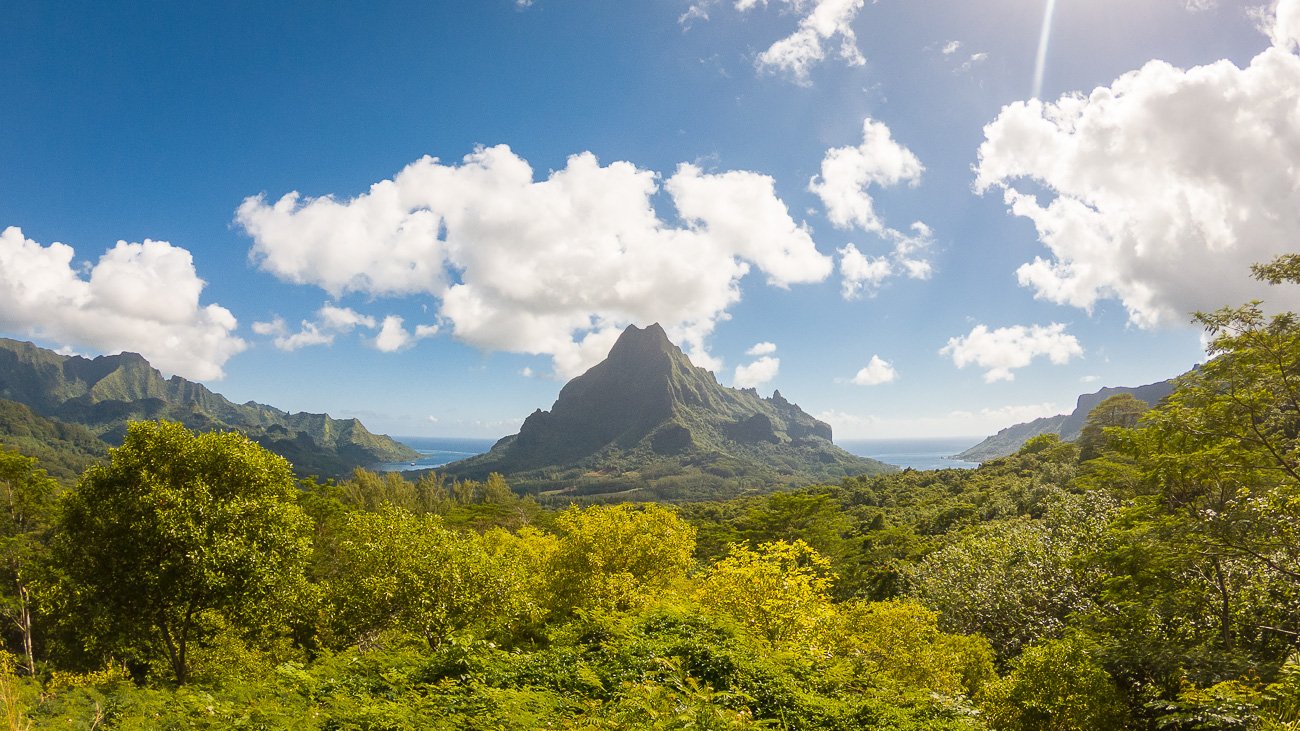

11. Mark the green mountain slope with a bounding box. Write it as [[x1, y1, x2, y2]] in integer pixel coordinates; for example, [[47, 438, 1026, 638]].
[[443, 323, 893, 500], [0, 398, 108, 481], [954, 378, 1178, 462], [0, 338, 418, 477]]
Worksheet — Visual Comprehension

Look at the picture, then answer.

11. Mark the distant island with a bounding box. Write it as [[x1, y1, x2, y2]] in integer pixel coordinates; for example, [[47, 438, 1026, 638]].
[[441, 323, 894, 501]]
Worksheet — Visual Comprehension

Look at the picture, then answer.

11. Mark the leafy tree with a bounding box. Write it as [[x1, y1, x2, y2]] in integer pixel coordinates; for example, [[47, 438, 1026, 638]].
[[548, 503, 696, 615], [695, 539, 835, 650], [982, 633, 1129, 730], [1077, 393, 1149, 461], [907, 492, 1117, 659], [325, 505, 523, 648], [0, 450, 56, 675], [51, 421, 312, 684], [833, 599, 995, 698]]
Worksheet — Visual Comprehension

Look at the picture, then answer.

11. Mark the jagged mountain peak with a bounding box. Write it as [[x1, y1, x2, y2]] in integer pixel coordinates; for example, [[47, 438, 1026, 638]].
[[443, 324, 892, 500]]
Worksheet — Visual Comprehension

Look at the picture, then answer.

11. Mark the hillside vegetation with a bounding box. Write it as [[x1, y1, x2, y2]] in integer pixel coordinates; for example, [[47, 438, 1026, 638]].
[[1, 260, 1300, 727], [0, 338, 418, 477]]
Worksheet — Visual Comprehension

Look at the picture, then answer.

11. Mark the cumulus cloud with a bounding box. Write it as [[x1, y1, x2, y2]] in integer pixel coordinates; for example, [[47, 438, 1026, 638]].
[[681, 0, 867, 82], [754, 0, 867, 82], [812, 119, 935, 298], [0, 226, 245, 380], [838, 243, 892, 298], [811, 118, 923, 233], [734, 355, 780, 388], [836, 223, 935, 299], [257, 303, 384, 352], [373, 316, 438, 353], [850, 355, 897, 385], [1271, 0, 1300, 49], [940, 323, 1083, 383], [976, 1, 1300, 327], [733, 342, 780, 388], [237, 145, 832, 377]]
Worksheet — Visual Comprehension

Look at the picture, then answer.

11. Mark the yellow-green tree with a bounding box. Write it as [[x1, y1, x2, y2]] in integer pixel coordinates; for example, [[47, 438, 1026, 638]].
[[833, 599, 995, 697], [326, 505, 523, 647], [695, 539, 835, 650], [548, 503, 696, 615]]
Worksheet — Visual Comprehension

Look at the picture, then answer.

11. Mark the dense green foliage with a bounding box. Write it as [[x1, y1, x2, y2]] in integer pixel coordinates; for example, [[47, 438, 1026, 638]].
[[7, 261, 1300, 727]]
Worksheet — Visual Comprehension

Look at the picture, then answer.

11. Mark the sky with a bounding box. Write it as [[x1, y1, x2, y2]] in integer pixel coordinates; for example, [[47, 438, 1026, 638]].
[[2, 0, 1298, 441]]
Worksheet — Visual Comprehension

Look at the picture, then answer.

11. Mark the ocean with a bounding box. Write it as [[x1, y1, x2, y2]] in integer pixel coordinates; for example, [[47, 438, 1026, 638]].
[[373, 435, 983, 473], [839, 437, 982, 471]]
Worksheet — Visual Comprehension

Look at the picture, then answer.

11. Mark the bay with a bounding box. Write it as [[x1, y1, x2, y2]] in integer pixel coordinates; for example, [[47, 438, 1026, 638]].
[[372, 436, 497, 472], [839, 437, 982, 471]]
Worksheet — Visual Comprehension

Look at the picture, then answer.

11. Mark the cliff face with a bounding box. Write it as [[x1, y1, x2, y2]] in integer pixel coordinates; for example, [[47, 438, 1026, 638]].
[[0, 338, 418, 476], [443, 324, 891, 500], [954, 378, 1179, 462]]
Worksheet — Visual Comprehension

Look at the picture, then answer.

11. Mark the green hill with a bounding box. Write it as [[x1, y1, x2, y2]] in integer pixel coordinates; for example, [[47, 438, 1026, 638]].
[[0, 338, 418, 477], [443, 323, 893, 501]]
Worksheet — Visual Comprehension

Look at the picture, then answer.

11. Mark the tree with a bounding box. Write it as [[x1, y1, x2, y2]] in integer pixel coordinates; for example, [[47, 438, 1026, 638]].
[[325, 505, 525, 648], [52, 421, 311, 684], [548, 503, 696, 615], [0, 450, 56, 675], [1076, 394, 1148, 462], [695, 539, 835, 650]]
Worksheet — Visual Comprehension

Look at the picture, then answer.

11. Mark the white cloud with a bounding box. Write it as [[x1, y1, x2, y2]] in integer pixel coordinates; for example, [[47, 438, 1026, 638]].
[[976, 2, 1300, 328], [746, 341, 777, 356], [838, 243, 892, 298], [682, 0, 867, 82], [275, 323, 334, 351], [318, 304, 377, 332], [754, 0, 867, 83], [252, 317, 286, 336], [0, 226, 246, 380], [372, 315, 438, 353], [812, 119, 935, 298], [850, 355, 897, 385], [260, 303, 385, 352], [811, 118, 923, 233], [238, 145, 832, 377], [940, 323, 1083, 383], [734, 355, 780, 388], [959, 52, 988, 72], [1272, 0, 1300, 50], [942, 40, 962, 55]]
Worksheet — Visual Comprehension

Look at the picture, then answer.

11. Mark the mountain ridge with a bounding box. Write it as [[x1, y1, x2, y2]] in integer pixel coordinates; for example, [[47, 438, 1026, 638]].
[[954, 377, 1180, 462], [443, 323, 892, 501], [0, 337, 419, 477]]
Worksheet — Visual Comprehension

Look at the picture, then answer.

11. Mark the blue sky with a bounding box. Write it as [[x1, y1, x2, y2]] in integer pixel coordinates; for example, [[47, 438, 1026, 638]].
[[1, 0, 1296, 440]]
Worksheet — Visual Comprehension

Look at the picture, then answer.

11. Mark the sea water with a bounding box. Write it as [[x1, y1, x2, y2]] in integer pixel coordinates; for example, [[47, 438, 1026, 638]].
[[371, 436, 499, 472], [373, 435, 983, 473], [839, 437, 982, 471]]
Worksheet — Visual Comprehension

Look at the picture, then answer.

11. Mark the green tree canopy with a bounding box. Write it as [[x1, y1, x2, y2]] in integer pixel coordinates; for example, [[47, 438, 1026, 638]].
[[52, 421, 312, 684]]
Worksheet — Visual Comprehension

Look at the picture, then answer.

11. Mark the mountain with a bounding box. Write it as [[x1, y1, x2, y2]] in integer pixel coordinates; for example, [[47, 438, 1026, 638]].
[[0, 338, 419, 477], [954, 378, 1180, 462], [442, 323, 894, 501]]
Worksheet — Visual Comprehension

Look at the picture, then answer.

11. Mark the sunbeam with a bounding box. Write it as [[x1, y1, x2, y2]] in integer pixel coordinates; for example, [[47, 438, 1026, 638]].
[[1032, 0, 1059, 99]]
